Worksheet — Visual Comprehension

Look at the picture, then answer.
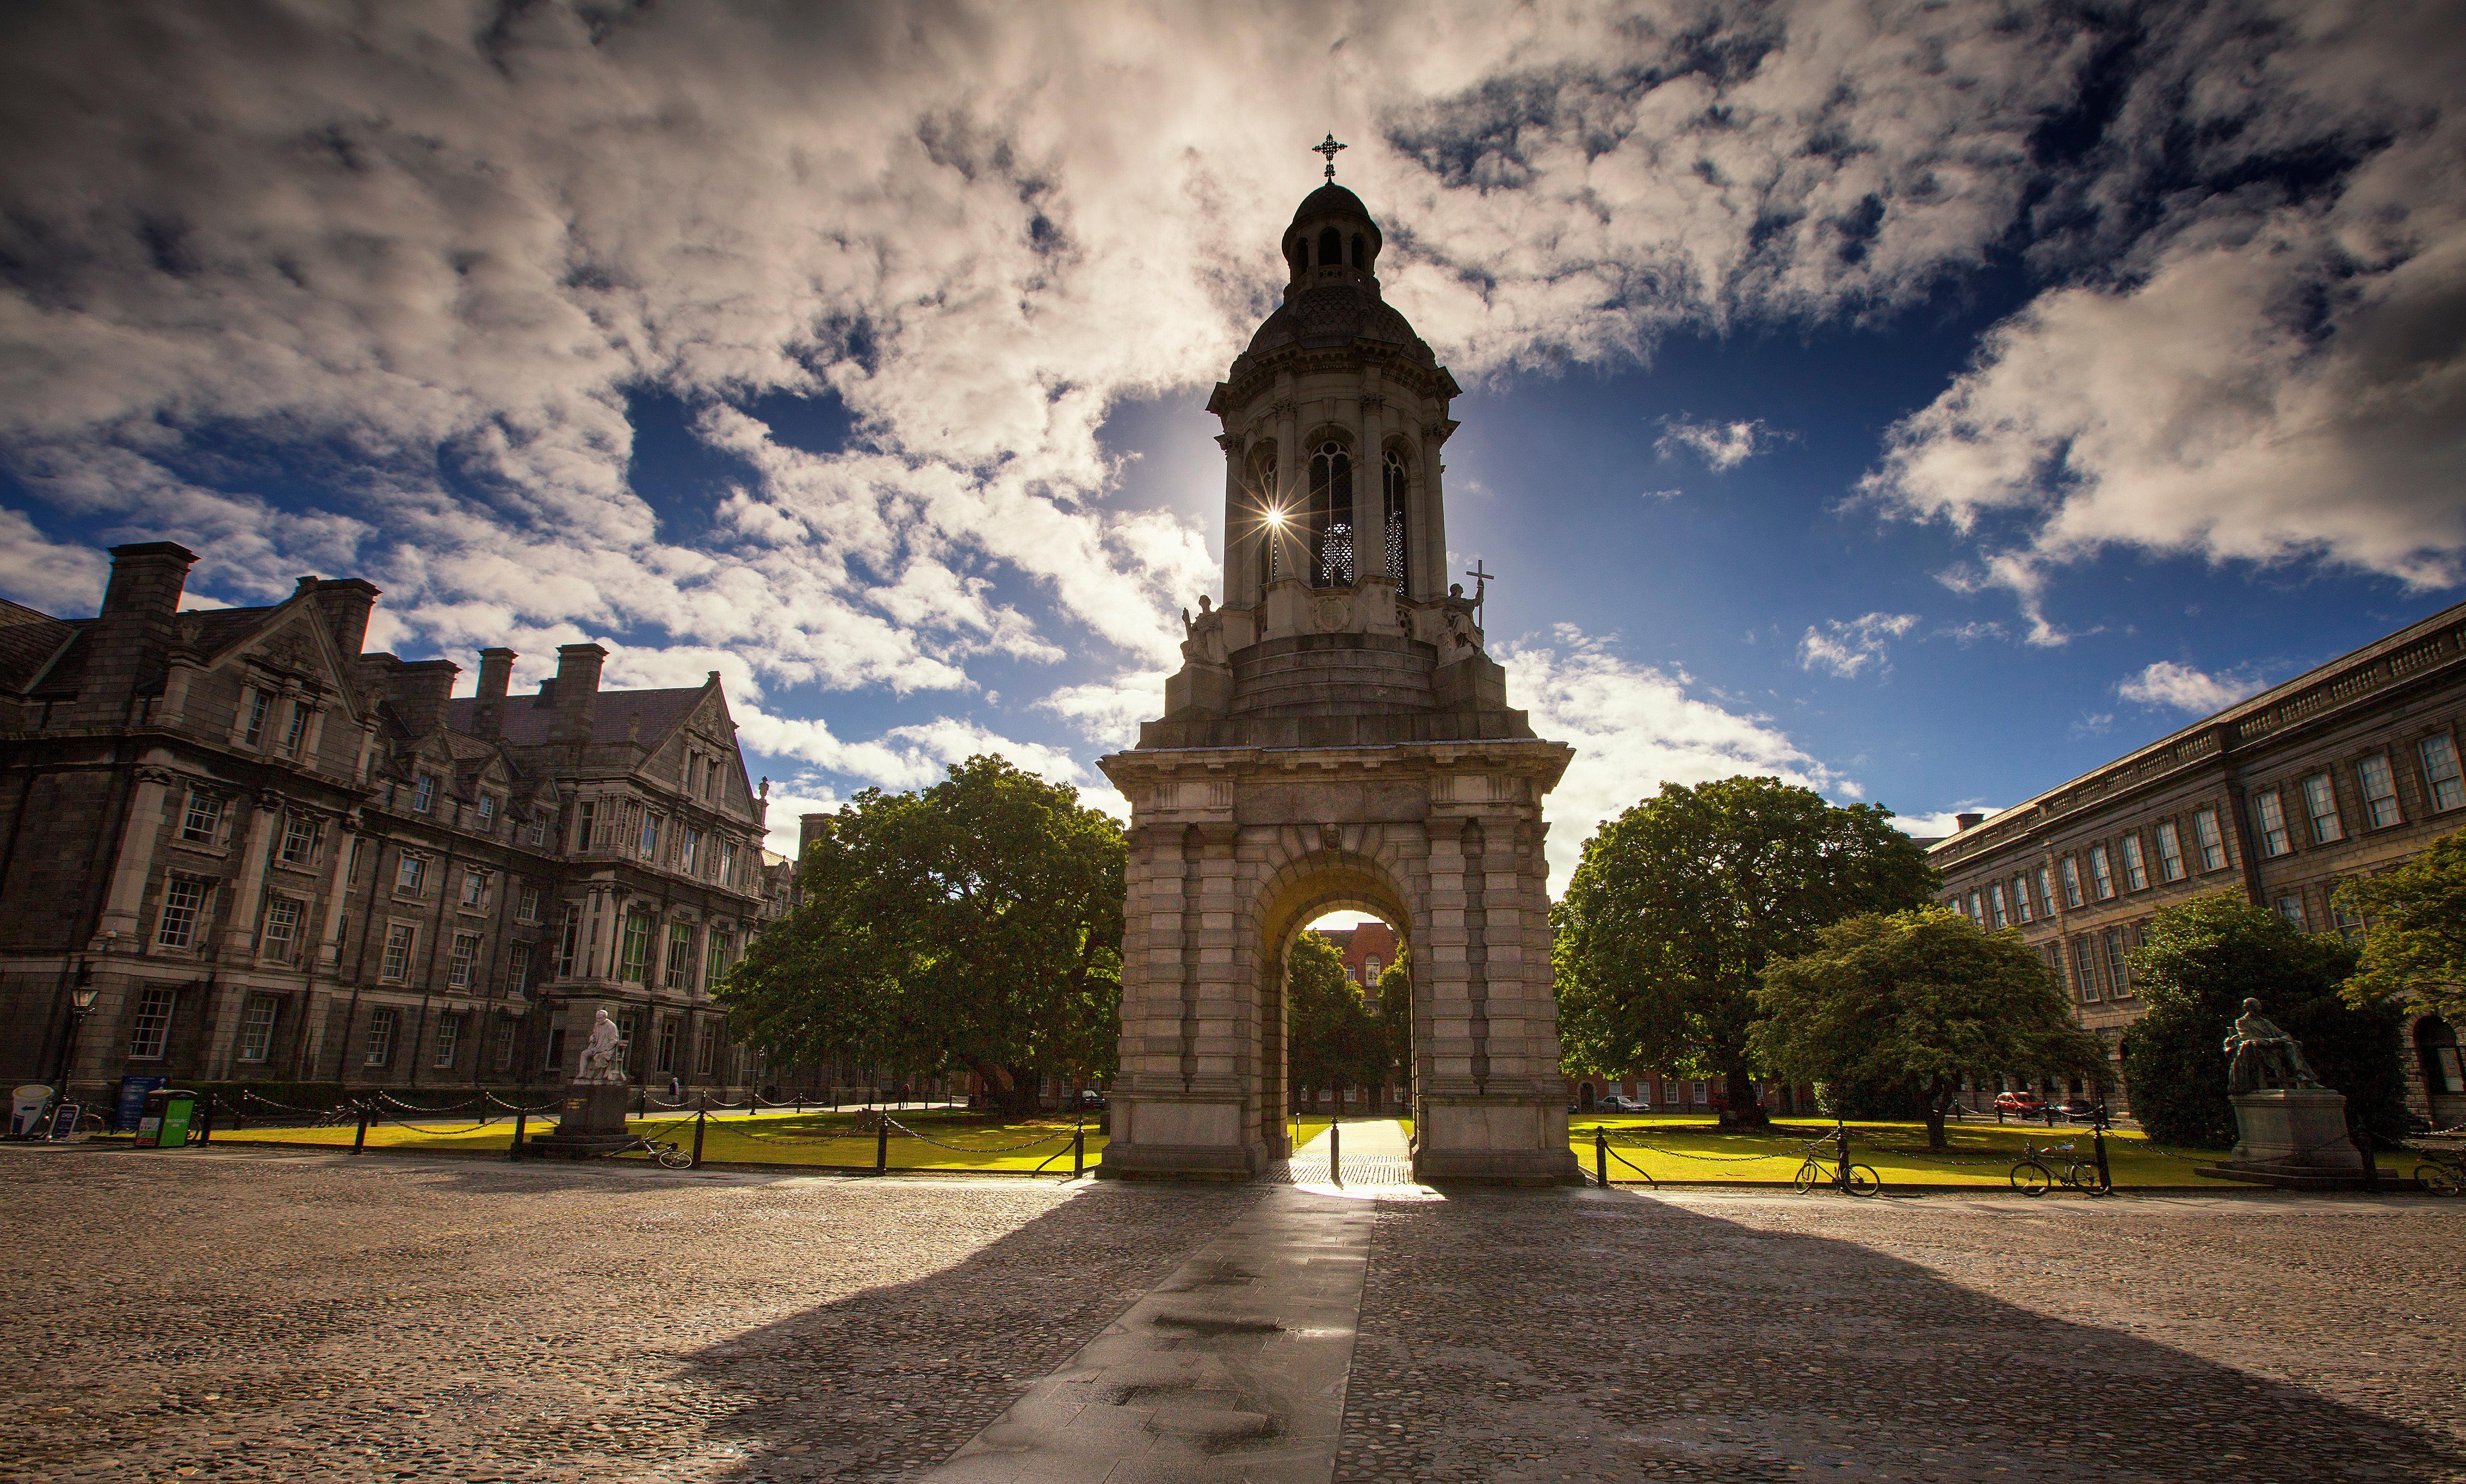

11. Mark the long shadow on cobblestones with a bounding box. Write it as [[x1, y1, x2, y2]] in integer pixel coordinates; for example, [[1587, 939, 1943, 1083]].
[[1337, 1188, 2466, 1484], [675, 1179, 1262, 1483]]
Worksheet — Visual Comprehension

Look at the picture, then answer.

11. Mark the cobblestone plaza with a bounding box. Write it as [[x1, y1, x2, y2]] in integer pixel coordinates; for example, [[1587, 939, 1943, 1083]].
[[4, 1147, 2459, 1483]]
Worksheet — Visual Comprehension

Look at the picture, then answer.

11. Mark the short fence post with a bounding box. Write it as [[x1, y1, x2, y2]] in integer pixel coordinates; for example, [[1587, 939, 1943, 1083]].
[[353, 1101, 371, 1153], [797, 1091, 805, 1115], [2093, 1118, 2112, 1193], [195, 1094, 215, 1145], [511, 1109, 527, 1160], [1835, 1121, 1850, 1193], [875, 1116, 890, 1177], [636, 1086, 647, 1117], [1595, 1129, 1609, 1188], [1073, 1123, 1086, 1179], [1330, 1120, 1342, 1187], [692, 1095, 708, 1169]]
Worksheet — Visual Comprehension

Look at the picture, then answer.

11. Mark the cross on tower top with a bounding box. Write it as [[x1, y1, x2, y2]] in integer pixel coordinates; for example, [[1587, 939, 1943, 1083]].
[[1313, 132, 1348, 181]]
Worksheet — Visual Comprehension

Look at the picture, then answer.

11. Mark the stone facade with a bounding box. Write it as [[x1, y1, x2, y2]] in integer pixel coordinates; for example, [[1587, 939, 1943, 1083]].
[[1099, 183, 1580, 1183], [0, 543, 789, 1107], [1928, 599, 2466, 1126]]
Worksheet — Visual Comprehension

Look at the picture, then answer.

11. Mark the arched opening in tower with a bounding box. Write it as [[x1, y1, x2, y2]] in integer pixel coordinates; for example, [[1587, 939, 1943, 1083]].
[[1308, 441, 1354, 587]]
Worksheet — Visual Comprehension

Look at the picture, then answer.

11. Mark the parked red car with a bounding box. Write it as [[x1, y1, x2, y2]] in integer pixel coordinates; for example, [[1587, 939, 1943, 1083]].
[[1992, 1092, 2047, 1116]]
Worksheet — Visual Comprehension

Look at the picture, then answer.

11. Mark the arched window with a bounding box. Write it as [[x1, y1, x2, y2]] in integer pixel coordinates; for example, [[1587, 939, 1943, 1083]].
[[1382, 449, 1408, 594], [1318, 226, 1342, 269], [1350, 233, 1365, 268], [1256, 453, 1281, 594], [2421, 1016, 2464, 1096], [1308, 441, 1353, 587]]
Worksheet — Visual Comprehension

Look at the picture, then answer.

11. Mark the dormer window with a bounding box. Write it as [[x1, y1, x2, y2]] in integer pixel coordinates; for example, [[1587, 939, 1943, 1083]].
[[242, 689, 270, 747], [280, 701, 309, 754], [410, 774, 436, 813], [476, 794, 496, 825]]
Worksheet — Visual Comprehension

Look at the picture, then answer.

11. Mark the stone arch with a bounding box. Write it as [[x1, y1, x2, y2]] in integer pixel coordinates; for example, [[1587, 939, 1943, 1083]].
[[1245, 835, 1423, 1155]]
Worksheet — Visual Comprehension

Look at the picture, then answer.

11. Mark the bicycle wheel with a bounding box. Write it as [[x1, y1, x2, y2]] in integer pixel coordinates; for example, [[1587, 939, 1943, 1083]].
[[1844, 1165, 1881, 1198], [2417, 1162, 2462, 1196], [2075, 1163, 2114, 1196], [1795, 1159, 1822, 1195], [656, 1144, 692, 1170], [2010, 1161, 2051, 1196]]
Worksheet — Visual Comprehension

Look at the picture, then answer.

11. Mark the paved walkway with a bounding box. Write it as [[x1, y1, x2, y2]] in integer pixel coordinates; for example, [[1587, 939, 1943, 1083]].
[[4, 1145, 2461, 1483], [1270, 1118, 1417, 1190]]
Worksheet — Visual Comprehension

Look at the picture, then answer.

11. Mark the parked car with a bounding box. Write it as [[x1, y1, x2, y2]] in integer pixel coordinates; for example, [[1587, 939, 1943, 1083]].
[[1076, 1089, 1108, 1111], [2056, 1099, 2102, 1121], [1594, 1094, 1651, 1114], [1992, 1092, 2047, 1116]]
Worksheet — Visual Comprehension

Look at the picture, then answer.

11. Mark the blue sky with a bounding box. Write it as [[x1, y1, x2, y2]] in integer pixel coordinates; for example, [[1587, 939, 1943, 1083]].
[[1, 2, 2459, 889]]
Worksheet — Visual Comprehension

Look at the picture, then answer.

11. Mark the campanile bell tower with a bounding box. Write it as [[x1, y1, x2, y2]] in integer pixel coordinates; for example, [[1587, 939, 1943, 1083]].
[[1099, 164, 1580, 1183]]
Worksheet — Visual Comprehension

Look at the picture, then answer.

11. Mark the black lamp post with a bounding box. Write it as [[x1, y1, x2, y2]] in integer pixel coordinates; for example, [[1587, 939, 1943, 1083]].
[[53, 961, 102, 1090]]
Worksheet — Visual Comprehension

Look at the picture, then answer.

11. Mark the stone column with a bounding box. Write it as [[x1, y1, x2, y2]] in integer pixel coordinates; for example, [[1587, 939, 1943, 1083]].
[[316, 815, 358, 968], [1417, 420, 1452, 605], [93, 764, 177, 948], [1217, 431, 1250, 603], [1359, 393, 1389, 581], [220, 790, 283, 957]]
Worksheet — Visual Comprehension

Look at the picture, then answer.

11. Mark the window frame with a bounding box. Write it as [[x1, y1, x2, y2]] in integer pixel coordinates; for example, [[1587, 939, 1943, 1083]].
[[448, 931, 481, 989], [665, 922, 696, 988], [2300, 773, 2344, 844], [620, 910, 652, 983], [2194, 807, 2226, 871], [509, 941, 535, 995], [280, 700, 310, 755], [2356, 754, 2402, 830], [128, 985, 177, 1059], [2420, 733, 2465, 813], [365, 1006, 398, 1067], [236, 994, 279, 1064], [2034, 867, 2056, 919], [241, 688, 270, 747], [278, 813, 320, 866], [2060, 857, 2083, 908], [180, 790, 225, 845], [380, 922, 417, 982], [2275, 892, 2308, 932], [2089, 844, 2116, 900], [2154, 820, 2185, 882], [259, 894, 303, 958], [157, 873, 210, 949], [410, 774, 437, 813], [2253, 790, 2292, 857], [432, 1012, 461, 1070], [1987, 882, 2007, 929], [2119, 835, 2148, 892], [396, 853, 427, 896], [460, 869, 489, 910], [2102, 928, 2131, 1000]]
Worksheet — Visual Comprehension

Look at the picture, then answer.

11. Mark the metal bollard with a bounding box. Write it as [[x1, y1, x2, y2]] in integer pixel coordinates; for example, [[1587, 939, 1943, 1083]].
[[511, 1109, 527, 1161], [692, 1095, 707, 1169], [2093, 1119, 2112, 1195], [1835, 1121, 1851, 1193], [1073, 1124, 1086, 1179], [875, 1117, 890, 1177], [1595, 1129, 1609, 1188], [1330, 1120, 1342, 1187], [195, 1094, 214, 1145], [353, 1101, 371, 1153]]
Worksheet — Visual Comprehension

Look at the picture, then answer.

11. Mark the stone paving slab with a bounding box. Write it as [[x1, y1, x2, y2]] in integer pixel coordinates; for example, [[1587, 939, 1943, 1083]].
[[4, 1144, 2462, 1484], [1336, 1186, 2466, 1484]]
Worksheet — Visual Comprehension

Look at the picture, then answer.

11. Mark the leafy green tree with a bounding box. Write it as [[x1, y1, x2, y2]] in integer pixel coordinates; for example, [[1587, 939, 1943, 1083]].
[[2338, 827, 2466, 1026], [1286, 932, 1390, 1108], [2121, 892, 2405, 1148], [1377, 952, 1412, 1101], [1553, 776, 1936, 1124], [717, 756, 1123, 1113], [1750, 909, 2105, 1150]]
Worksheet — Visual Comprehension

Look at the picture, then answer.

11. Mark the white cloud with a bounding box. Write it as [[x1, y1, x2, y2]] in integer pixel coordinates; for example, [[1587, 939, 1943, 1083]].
[[1862, 2, 2466, 622], [2117, 660, 2264, 715], [1654, 415, 1780, 472], [0, 507, 106, 613], [1038, 669, 1172, 750], [1893, 808, 2000, 839], [1499, 624, 1851, 889], [1796, 612, 1919, 678]]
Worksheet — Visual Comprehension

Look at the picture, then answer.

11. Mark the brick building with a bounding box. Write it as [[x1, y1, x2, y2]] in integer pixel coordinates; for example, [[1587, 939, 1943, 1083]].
[[1311, 920, 1398, 994], [0, 541, 785, 1109], [1929, 599, 2466, 1126]]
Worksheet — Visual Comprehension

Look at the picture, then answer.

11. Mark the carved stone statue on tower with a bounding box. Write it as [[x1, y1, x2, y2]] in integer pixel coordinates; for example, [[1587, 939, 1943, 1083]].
[[1100, 158, 1578, 1183]]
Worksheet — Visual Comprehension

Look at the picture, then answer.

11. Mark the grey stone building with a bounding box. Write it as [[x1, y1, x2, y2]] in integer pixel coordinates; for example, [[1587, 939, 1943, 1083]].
[[0, 541, 782, 1110], [1928, 599, 2466, 1126]]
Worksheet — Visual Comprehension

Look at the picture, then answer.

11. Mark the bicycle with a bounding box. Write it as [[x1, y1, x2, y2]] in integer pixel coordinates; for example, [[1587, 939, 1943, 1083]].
[[1794, 1142, 1881, 1197], [2410, 1147, 2462, 1196], [2010, 1138, 2110, 1196], [616, 1133, 694, 1170]]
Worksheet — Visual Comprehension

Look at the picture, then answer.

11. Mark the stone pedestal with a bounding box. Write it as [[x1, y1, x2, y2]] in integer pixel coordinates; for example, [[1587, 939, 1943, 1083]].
[[522, 1082, 635, 1159], [2198, 1088, 2370, 1189]]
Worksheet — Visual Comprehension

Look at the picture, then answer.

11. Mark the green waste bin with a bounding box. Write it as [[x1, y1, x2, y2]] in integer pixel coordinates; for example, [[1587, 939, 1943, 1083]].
[[140, 1089, 196, 1148]]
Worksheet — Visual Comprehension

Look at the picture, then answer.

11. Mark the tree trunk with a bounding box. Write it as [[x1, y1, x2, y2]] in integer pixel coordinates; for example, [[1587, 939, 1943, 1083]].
[[1719, 1064, 1768, 1127], [1922, 1074, 1950, 1151]]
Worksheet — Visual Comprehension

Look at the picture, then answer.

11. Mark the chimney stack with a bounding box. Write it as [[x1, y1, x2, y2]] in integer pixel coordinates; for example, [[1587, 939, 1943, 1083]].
[[388, 659, 460, 738], [77, 542, 199, 717], [550, 643, 606, 746], [309, 577, 382, 658], [1954, 812, 1985, 832], [473, 648, 515, 740]]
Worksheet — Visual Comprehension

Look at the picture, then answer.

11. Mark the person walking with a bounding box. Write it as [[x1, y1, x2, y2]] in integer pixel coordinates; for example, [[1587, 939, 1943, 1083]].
[[669, 1074, 682, 1103]]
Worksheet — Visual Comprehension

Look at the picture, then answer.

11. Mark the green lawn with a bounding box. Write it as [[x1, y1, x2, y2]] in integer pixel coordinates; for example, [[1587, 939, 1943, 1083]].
[[214, 1107, 1103, 1172], [1565, 1115, 2417, 1188]]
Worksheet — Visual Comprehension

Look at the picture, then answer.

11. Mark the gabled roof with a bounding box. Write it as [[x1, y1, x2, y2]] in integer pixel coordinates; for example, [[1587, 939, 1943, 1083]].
[[0, 600, 79, 694], [442, 685, 707, 749]]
